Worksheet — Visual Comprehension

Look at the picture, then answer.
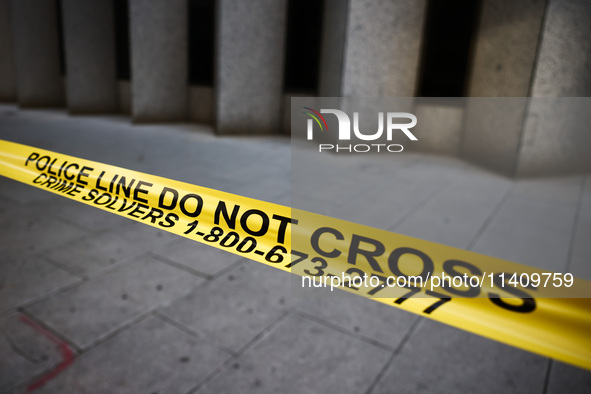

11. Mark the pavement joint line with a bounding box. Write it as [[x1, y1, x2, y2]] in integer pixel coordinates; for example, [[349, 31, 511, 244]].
[[8, 355, 65, 394], [149, 252, 212, 280], [293, 309, 396, 352], [18, 314, 75, 392], [41, 254, 89, 281], [296, 154, 424, 210], [71, 308, 156, 352], [161, 235, 186, 250], [364, 317, 424, 394], [42, 254, 88, 280], [387, 162, 466, 232], [542, 359, 554, 394], [152, 311, 237, 356], [12, 254, 182, 348], [208, 257, 249, 281], [466, 182, 516, 251], [0, 271, 85, 317], [10, 311, 156, 393], [17, 308, 82, 354], [63, 249, 157, 281], [0, 193, 19, 206], [41, 233, 92, 264], [55, 218, 138, 243], [49, 210, 97, 234], [4, 331, 41, 365], [186, 309, 294, 394], [564, 176, 586, 273]]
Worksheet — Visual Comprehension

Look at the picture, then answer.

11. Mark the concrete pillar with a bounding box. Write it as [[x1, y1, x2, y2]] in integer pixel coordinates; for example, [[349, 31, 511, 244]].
[[517, 0, 591, 176], [530, 0, 591, 97], [462, 98, 530, 176], [411, 99, 464, 156], [215, 0, 287, 134], [130, 0, 187, 122], [0, 0, 16, 102], [61, 0, 118, 113], [318, 0, 348, 97], [464, 0, 591, 177], [10, 0, 64, 107], [468, 0, 546, 97], [462, 0, 547, 176], [319, 0, 427, 96]]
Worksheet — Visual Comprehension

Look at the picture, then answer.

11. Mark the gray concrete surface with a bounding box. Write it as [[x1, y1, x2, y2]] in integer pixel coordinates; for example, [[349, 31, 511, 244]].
[[461, 98, 528, 176], [410, 100, 463, 156], [517, 98, 591, 177], [468, 0, 546, 97], [319, 0, 426, 96], [462, 0, 591, 178], [0, 105, 590, 393], [130, 0, 188, 121], [9, 0, 64, 107], [215, 0, 287, 135], [61, 0, 118, 114], [530, 0, 591, 97], [318, 0, 349, 96]]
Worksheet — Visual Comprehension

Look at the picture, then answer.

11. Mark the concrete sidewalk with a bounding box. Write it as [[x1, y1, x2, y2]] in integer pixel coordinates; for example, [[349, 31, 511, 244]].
[[0, 105, 589, 393]]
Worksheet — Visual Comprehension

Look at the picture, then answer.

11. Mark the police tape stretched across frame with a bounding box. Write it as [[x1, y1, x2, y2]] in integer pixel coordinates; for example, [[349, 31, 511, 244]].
[[0, 139, 590, 371]]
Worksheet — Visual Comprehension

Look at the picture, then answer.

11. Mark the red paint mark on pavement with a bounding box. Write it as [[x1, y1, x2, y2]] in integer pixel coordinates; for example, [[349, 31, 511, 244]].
[[19, 314, 75, 392]]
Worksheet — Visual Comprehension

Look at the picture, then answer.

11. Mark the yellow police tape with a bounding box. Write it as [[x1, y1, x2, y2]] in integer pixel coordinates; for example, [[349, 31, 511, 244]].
[[0, 139, 590, 370]]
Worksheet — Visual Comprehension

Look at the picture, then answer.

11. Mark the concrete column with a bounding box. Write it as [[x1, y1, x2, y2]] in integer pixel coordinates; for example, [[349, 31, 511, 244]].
[[530, 0, 591, 97], [318, 0, 348, 97], [468, 0, 546, 97], [517, 0, 591, 176], [462, 0, 547, 176], [130, 0, 187, 122], [215, 0, 287, 134], [464, 0, 591, 177], [0, 0, 16, 102], [61, 0, 118, 113], [10, 0, 64, 107], [319, 0, 427, 97]]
